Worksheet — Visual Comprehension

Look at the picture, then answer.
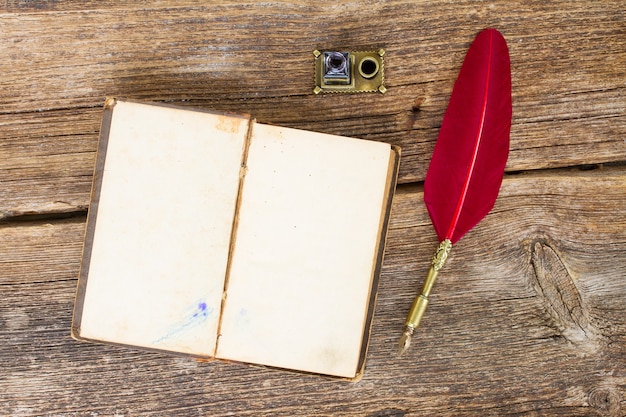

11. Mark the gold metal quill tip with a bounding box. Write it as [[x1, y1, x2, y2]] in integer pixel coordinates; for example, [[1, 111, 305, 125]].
[[398, 326, 414, 356]]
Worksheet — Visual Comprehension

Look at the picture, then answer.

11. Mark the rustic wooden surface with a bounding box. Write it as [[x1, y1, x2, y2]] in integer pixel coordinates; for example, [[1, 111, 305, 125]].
[[1, 1, 624, 416]]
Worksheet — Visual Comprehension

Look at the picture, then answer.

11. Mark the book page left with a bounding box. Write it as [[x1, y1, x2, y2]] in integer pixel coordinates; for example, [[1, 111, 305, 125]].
[[77, 101, 248, 356]]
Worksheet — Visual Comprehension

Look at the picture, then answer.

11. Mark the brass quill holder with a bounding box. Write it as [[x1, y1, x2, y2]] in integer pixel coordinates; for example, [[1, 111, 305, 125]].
[[398, 239, 451, 354]]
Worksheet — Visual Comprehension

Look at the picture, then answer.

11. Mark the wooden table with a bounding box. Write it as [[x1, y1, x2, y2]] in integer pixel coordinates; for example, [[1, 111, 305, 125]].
[[1, 1, 624, 415]]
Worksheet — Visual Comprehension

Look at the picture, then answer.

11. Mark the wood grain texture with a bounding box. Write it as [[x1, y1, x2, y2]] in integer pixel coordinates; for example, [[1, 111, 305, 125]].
[[1, 168, 624, 416], [1, 1, 625, 415], [1, 1, 625, 216]]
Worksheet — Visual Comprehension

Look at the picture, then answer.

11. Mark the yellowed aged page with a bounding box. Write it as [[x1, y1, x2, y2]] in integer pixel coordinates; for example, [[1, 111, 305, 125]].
[[216, 123, 393, 378], [77, 101, 248, 356]]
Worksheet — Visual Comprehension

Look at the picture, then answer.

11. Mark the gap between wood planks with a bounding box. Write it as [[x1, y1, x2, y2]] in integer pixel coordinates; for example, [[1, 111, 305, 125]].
[[1, 161, 624, 225]]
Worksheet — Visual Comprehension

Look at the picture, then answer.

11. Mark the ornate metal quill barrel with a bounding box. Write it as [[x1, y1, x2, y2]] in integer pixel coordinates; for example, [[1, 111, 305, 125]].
[[399, 240, 451, 353]]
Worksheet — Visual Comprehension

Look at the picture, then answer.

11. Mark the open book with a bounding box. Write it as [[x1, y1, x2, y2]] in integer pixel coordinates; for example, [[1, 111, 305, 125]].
[[72, 99, 400, 379]]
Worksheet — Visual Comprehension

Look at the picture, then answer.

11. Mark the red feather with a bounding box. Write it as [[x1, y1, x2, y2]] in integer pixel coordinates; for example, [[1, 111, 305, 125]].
[[424, 29, 512, 244]]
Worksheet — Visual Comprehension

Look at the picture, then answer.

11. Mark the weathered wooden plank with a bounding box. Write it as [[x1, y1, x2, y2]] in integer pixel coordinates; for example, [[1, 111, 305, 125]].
[[0, 108, 98, 219], [0, 217, 84, 286], [1, 167, 623, 416], [0, 1, 624, 217]]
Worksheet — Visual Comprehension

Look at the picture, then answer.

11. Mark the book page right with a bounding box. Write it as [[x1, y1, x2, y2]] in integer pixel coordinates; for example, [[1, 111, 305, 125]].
[[216, 123, 394, 378]]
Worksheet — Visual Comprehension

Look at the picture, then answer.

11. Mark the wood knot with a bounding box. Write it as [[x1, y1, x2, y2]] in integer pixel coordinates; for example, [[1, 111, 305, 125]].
[[588, 386, 622, 416], [411, 97, 425, 112], [528, 239, 599, 351]]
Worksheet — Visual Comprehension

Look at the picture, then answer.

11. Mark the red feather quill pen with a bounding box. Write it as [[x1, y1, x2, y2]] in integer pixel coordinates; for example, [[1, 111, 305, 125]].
[[399, 29, 512, 354]]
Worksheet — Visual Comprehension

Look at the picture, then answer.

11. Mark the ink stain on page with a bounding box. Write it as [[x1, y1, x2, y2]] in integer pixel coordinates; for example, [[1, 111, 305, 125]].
[[154, 300, 213, 344]]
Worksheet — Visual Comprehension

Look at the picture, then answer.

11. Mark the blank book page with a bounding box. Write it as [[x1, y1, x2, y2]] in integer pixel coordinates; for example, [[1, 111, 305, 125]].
[[79, 101, 248, 356], [216, 123, 392, 377]]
